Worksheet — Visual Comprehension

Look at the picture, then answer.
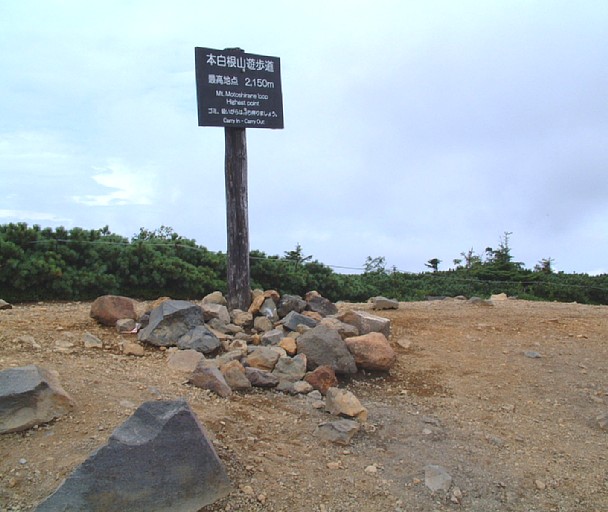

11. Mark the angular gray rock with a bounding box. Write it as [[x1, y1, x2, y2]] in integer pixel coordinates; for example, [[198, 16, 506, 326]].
[[314, 419, 361, 445], [244, 367, 280, 388], [371, 296, 399, 310], [177, 325, 221, 355], [296, 325, 357, 374], [319, 317, 359, 339], [36, 400, 231, 511], [424, 464, 453, 492], [200, 302, 231, 325], [281, 311, 318, 331], [116, 318, 136, 333], [305, 294, 338, 317], [272, 354, 307, 382], [277, 294, 306, 318], [261, 327, 285, 346], [83, 332, 103, 349], [189, 363, 232, 398], [0, 365, 74, 434], [337, 310, 391, 338], [138, 300, 204, 347], [259, 297, 279, 321]]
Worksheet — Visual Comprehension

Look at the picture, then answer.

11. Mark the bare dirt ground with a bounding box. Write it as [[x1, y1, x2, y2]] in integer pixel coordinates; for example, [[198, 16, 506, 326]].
[[1, 298, 607, 512]]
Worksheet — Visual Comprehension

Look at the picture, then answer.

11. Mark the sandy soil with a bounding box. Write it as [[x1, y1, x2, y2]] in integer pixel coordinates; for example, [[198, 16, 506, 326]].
[[1, 298, 607, 511]]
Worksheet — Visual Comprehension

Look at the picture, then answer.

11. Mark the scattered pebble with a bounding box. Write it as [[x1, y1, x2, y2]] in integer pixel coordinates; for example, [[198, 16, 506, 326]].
[[365, 464, 378, 474]]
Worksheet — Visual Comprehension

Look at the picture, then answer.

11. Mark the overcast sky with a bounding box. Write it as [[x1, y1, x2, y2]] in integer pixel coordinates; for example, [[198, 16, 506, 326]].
[[1, 1, 607, 274]]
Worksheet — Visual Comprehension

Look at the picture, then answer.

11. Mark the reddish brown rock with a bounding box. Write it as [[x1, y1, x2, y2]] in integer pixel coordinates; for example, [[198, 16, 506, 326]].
[[220, 360, 252, 391], [304, 365, 338, 395], [248, 294, 266, 315], [90, 295, 137, 326], [263, 289, 281, 302], [303, 311, 323, 322], [345, 332, 396, 371]]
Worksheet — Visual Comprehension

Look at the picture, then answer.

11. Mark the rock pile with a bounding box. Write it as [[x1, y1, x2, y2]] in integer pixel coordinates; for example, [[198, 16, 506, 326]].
[[91, 289, 396, 431], [115, 290, 396, 399]]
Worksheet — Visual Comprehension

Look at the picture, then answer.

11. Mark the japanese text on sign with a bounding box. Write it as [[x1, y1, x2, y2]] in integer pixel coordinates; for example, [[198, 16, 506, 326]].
[[195, 47, 284, 129]]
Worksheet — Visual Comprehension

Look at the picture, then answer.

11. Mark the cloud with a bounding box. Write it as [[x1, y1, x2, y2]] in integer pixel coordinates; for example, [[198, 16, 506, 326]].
[[72, 160, 159, 206], [0, 209, 71, 224]]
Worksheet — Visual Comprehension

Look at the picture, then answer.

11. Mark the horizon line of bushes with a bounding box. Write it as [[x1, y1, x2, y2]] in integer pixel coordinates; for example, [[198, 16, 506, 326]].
[[1, 223, 607, 305]]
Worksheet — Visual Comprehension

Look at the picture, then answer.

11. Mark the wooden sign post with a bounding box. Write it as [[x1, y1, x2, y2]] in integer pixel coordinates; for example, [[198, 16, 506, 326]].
[[224, 127, 249, 311], [195, 47, 284, 310]]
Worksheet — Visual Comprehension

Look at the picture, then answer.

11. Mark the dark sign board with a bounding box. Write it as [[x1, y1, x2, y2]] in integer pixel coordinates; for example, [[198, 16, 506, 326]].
[[195, 47, 284, 129]]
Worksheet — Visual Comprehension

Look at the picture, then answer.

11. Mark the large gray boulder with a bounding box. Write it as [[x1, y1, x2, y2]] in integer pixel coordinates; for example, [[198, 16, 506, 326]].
[[177, 325, 221, 355], [281, 311, 318, 331], [36, 400, 231, 512], [138, 300, 204, 347], [0, 365, 74, 434], [296, 325, 357, 375], [305, 292, 338, 317], [277, 294, 306, 318]]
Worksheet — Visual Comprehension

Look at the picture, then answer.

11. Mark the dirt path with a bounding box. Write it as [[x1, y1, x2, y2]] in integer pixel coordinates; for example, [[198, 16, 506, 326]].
[[1, 298, 607, 511]]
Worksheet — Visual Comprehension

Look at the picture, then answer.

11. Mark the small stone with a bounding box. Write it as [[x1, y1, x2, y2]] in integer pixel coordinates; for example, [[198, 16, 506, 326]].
[[54, 336, 76, 353], [325, 387, 368, 422], [257, 493, 267, 504], [307, 390, 323, 401], [534, 479, 546, 490], [123, 342, 145, 356], [116, 318, 137, 333], [17, 335, 42, 350], [424, 465, 452, 492], [314, 419, 360, 445], [83, 332, 103, 349], [524, 351, 542, 359], [19, 458, 27, 465], [593, 412, 608, 431], [327, 462, 342, 470], [240, 485, 255, 496], [364, 464, 378, 474], [396, 338, 412, 350], [293, 381, 313, 394], [279, 337, 297, 356], [451, 486, 463, 503]]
